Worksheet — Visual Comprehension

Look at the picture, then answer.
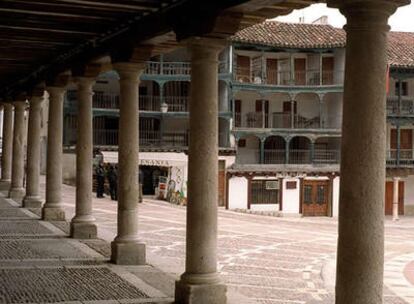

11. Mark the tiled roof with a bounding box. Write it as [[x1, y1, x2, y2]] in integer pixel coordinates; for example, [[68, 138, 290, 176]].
[[231, 21, 346, 49], [231, 21, 414, 68], [388, 31, 414, 68]]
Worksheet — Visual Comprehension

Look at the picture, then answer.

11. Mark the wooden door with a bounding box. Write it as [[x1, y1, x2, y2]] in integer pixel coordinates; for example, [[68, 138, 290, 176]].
[[266, 58, 278, 85], [234, 100, 241, 127], [236, 55, 251, 82], [390, 129, 413, 160], [322, 57, 334, 85], [401, 129, 413, 159], [385, 181, 405, 215], [218, 160, 226, 206], [302, 180, 330, 216], [294, 58, 306, 85]]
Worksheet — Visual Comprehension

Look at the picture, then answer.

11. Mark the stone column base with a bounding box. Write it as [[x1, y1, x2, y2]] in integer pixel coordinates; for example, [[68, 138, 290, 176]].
[[8, 187, 25, 203], [22, 196, 43, 208], [42, 207, 66, 221], [110, 241, 146, 265], [175, 279, 227, 304], [0, 180, 11, 191], [70, 222, 97, 239]]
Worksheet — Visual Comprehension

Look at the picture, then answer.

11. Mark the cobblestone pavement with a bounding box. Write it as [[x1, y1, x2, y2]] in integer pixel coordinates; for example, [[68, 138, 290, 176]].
[[40, 178, 414, 304]]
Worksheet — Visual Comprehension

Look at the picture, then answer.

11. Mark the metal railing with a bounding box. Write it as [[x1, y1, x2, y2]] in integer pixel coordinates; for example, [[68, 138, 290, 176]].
[[289, 149, 312, 164], [93, 92, 119, 109], [386, 149, 414, 165], [234, 68, 338, 86], [236, 148, 340, 165], [387, 96, 414, 115], [313, 149, 341, 164], [139, 96, 161, 111], [234, 112, 341, 130], [144, 61, 191, 75], [164, 96, 188, 112], [263, 149, 285, 164]]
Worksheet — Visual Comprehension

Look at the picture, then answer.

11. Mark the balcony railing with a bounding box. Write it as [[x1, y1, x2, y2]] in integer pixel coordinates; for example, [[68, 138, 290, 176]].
[[235, 68, 339, 86], [139, 96, 161, 111], [313, 149, 341, 164], [234, 112, 341, 130], [387, 96, 414, 115], [164, 96, 188, 112], [143, 61, 229, 76], [91, 129, 189, 147], [69, 129, 230, 148], [237, 148, 340, 165], [93, 92, 119, 109], [386, 149, 414, 166], [263, 149, 285, 164]]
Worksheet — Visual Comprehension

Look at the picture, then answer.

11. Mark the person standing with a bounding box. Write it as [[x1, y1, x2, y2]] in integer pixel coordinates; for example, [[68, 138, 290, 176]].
[[108, 165, 118, 201], [95, 163, 105, 198]]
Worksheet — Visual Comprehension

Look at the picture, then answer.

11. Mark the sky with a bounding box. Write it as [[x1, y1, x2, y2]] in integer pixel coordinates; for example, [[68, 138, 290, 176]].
[[275, 3, 414, 32]]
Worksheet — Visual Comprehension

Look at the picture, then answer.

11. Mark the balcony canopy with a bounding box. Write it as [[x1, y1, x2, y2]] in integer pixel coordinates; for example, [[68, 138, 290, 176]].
[[0, 0, 321, 99]]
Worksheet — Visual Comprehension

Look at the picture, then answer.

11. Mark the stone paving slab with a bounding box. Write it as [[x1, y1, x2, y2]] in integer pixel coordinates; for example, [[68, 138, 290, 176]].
[[0, 197, 19, 209], [0, 207, 39, 220], [0, 238, 105, 261], [0, 266, 150, 303], [0, 220, 66, 238]]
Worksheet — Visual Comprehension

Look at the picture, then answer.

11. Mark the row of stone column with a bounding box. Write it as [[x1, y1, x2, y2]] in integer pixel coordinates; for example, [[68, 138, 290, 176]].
[[0, 2, 408, 302]]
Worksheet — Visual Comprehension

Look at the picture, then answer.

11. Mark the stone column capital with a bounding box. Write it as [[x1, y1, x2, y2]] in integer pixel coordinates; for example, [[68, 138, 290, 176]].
[[113, 62, 145, 83], [328, 0, 409, 30], [73, 76, 96, 89], [13, 100, 27, 110], [186, 37, 227, 62], [393, 176, 401, 181], [29, 95, 44, 106], [2, 103, 13, 110], [46, 86, 66, 98]]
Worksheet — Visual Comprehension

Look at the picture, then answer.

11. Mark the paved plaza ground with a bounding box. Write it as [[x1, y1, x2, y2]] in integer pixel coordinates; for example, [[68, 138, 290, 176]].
[[34, 177, 414, 304], [0, 177, 412, 303]]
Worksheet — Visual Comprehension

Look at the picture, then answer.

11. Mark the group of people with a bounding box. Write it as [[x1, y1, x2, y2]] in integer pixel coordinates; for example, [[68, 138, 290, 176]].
[[94, 148, 118, 201]]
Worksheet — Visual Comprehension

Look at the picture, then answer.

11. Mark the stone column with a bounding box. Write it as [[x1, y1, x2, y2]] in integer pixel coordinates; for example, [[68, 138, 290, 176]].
[[23, 96, 44, 208], [70, 77, 97, 238], [42, 87, 66, 221], [393, 177, 400, 221], [327, 1, 408, 303], [111, 62, 145, 265], [9, 101, 27, 202], [0, 103, 13, 190], [175, 37, 226, 304]]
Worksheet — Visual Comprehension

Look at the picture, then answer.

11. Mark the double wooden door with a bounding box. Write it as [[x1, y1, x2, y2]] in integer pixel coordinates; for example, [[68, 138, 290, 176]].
[[302, 180, 330, 216]]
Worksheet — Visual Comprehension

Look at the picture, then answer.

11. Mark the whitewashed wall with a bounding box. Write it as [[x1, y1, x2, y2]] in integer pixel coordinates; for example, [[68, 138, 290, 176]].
[[282, 178, 300, 214], [333, 176, 340, 217], [228, 176, 248, 209]]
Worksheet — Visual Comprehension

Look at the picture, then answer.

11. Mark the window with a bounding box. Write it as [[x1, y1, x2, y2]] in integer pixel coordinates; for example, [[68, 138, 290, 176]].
[[316, 185, 327, 205], [304, 185, 312, 204], [251, 180, 279, 205], [395, 81, 408, 96]]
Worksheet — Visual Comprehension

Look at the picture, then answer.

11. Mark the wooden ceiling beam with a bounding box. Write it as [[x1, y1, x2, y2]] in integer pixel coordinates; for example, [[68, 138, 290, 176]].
[[0, 25, 99, 36], [0, 2, 148, 17], [0, 8, 118, 21], [0, 21, 106, 35], [19, 0, 161, 11]]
